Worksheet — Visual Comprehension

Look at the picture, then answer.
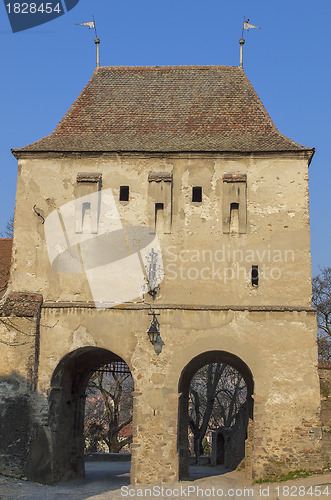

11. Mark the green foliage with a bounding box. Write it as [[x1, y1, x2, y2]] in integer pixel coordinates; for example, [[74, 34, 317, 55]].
[[254, 469, 310, 484], [202, 437, 211, 455]]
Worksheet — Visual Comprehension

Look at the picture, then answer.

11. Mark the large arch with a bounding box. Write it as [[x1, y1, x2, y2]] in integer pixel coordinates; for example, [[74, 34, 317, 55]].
[[177, 350, 254, 479], [48, 346, 134, 483]]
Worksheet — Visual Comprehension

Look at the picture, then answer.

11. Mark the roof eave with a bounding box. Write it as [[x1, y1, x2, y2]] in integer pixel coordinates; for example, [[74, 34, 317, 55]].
[[11, 148, 315, 160]]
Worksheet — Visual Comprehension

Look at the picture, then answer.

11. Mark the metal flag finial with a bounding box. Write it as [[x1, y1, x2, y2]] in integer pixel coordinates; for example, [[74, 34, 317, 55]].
[[239, 16, 261, 69], [76, 15, 100, 68]]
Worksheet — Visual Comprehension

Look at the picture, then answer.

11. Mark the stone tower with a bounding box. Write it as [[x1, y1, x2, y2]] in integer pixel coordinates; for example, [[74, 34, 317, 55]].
[[0, 65, 325, 484]]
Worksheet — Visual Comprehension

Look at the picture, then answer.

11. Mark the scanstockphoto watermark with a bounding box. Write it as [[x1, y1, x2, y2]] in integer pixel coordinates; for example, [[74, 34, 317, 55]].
[[166, 262, 283, 283], [166, 246, 295, 265], [121, 484, 330, 497], [121, 485, 255, 497], [165, 246, 295, 283], [44, 188, 295, 306]]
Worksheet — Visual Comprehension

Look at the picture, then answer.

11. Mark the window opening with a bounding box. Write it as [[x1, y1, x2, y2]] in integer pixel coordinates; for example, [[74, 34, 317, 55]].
[[155, 203, 164, 232], [230, 202, 239, 233], [85, 361, 134, 456], [181, 361, 249, 478], [192, 186, 202, 203], [148, 172, 173, 234], [120, 186, 129, 202], [81, 202, 91, 233], [251, 266, 259, 286]]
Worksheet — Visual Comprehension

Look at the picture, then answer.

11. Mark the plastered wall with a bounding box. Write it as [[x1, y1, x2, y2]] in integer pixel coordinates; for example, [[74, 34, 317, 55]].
[[0, 150, 324, 484], [10, 152, 312, 306]]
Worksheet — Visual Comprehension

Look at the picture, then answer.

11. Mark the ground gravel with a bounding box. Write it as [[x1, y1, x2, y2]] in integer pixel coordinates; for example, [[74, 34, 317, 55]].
[[1, 463, 331, 500]]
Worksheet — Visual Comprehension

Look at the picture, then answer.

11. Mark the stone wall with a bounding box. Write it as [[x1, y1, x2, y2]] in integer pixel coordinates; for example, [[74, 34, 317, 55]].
[[319, 362, 331, 464], [10, 153, 312, 307], [0, 293, 41, 478], [0, 301, 327, 484], [225, 403, 248, 470], [211, 404, 248, 471]]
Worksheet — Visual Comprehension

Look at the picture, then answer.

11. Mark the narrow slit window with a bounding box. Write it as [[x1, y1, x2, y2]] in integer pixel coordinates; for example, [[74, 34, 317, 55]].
[[251, 265, 259, 287], [192, 186, 202, 203], [120, 186, 129, 202], [155, 203, 164, 231], [81, 202, 91, 233], [230, 202, 239, 232]]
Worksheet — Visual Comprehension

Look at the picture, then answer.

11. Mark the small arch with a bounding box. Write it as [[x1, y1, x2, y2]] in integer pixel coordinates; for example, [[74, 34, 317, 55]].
[[177, 350, 254, 480]]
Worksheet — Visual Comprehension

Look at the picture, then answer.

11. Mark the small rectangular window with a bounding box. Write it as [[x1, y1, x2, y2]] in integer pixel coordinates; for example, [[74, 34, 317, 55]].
[[251, 266, 259, 286], [192, 186, 202, 203], [120, 186, 129, 202], [155, 203, 164, 218]]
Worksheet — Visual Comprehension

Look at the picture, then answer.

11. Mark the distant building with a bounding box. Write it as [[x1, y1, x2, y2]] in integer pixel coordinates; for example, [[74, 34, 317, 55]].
[[0, 238, 12, 297]]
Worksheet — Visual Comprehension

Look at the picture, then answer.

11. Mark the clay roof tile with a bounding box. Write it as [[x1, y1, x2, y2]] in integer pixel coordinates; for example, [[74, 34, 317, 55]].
[[0, 238, 12, 294], [13, 65, 311, 154]]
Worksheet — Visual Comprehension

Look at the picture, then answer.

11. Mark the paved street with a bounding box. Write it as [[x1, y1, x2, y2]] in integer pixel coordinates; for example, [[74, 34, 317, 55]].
[[1, 463, 331, 500]]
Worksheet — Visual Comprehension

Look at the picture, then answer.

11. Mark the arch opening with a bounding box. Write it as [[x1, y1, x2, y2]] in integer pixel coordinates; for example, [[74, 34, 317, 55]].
[[177, 351, 254, 480], [49, 347, 134, 483], [84, 361, 133, 455]]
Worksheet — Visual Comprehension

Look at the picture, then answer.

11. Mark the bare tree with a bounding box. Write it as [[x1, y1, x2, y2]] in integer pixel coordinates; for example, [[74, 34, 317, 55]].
[[312, 267, 331, 359], [188, 363, 247, 458], [0, 219, 13, 296], [1, 216, 14, 238], [84, 366, 134, 453], [0, 217, 48, 347]]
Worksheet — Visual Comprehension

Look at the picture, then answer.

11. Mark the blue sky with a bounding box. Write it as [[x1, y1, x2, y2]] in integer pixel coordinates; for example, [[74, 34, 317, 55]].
[[0, 0, 330, 275]]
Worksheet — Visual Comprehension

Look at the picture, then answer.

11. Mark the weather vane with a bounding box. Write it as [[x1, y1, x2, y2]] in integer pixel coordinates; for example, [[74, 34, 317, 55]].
[[77, 15, 100, 68], [239, 17, 261, 69]]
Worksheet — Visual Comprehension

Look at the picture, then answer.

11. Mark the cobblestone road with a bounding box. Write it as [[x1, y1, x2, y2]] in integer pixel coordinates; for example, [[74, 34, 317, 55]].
[[1, 463, 331, 500]]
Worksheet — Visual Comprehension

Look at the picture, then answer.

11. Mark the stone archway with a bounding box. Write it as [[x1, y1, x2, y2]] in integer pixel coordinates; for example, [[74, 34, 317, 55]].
[[177, 350, 254, 479], [48, 347, 134, 483]]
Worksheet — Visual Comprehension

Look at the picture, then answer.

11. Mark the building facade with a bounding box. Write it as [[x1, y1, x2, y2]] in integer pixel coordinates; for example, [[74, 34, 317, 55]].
[[0, 65, 325, 484]]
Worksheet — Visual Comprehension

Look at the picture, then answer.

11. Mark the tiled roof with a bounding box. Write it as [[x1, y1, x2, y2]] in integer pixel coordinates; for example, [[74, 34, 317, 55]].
[[318, 360, 331, 370], [13, 66, 311, 154], [0, 238, 12, 294], [118, 423, 132, 438]]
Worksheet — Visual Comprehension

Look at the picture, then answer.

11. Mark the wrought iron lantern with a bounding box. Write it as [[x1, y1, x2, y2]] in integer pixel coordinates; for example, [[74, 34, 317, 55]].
[[147, 320, 159, 344], [147, 311, 163, 354]]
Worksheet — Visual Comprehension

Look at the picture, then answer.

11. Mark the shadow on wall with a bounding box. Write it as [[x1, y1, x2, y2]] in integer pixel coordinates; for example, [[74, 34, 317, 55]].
[[0, 372, 36, 479]]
